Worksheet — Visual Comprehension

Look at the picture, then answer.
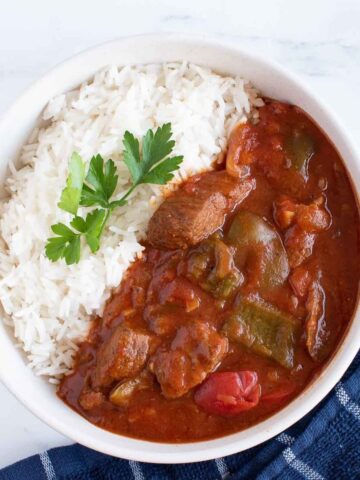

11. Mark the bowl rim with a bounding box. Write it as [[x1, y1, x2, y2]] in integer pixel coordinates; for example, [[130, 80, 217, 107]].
[[0, 32, 359, 464]]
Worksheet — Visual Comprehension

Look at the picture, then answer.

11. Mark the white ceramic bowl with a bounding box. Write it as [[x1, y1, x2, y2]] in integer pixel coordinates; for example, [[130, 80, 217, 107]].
[[0, 34, 359, 464]]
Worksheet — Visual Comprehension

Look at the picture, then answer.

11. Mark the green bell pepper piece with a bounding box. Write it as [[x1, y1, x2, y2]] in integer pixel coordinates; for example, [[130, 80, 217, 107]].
[[223, 298, 299, 369], [226, 211, 289, 291], [284, 130, 315, 179]]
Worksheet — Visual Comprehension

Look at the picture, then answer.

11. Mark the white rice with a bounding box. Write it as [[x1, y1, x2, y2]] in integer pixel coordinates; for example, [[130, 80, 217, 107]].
[[0, 62, 262, 380]]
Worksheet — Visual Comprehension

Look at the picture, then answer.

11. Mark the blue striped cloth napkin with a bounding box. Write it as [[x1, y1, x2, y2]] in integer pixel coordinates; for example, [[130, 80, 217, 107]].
[[1, 352, 359, 480]]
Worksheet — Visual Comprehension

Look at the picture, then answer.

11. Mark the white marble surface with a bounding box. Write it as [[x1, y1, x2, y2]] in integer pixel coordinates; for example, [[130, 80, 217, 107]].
[[1, 0, 360, 470]]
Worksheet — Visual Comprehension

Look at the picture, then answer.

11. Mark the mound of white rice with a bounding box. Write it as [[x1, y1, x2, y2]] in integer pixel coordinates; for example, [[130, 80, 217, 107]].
[[0, 62, 262, 380]]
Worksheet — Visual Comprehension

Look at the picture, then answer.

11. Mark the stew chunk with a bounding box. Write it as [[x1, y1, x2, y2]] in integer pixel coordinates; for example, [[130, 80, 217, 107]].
[[149, 323, 228, 398], [79, 390, 105, 411], [185, 234, 244, 299], [226, 211, 289, 291], [273, 195, 331, 267], [147, 171, 254, 249], [223, 298, 299, 369], [109, 371, 153, 407], [194, 371, 260, 416], [305, 281, 326, 361], [92, 325, 152, 388]]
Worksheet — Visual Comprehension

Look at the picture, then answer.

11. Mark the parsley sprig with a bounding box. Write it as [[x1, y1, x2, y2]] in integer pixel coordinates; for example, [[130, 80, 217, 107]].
[[45, 123, 183, 265]]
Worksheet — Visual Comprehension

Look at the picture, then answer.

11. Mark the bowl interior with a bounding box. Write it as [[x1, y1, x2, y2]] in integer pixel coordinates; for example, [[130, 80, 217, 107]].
[[0, 34, 359, 463]]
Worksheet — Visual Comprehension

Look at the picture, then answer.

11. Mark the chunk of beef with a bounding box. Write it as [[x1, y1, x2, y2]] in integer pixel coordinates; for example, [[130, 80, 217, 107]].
[[92, 325, 152, 388], [149, 323, 228, 398], [147, 171, 255, 249]]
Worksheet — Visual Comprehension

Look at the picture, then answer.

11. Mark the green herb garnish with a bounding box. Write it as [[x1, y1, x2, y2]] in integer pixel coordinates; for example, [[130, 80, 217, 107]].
[[57, 152, 86, 215], [45, 123, 183, 265]]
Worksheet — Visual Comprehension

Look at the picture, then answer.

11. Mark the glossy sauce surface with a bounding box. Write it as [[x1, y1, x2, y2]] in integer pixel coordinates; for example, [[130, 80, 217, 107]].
[[59, 101, 360, 442]]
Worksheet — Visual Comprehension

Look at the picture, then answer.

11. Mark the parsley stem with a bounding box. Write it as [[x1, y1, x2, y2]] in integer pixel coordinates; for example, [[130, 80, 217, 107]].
[[98, 208, 112, 238], [96, 183, 139, 241], [117, 182, 138, 204]]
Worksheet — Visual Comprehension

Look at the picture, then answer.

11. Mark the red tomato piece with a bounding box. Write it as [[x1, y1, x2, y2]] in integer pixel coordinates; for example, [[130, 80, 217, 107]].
[[194, 371, 260, 416], [262, 383, 296, 402], [159, 278, 200, 312]]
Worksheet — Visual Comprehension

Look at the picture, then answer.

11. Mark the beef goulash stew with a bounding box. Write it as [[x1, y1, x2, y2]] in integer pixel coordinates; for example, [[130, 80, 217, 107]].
[[59, 100, 360, 442]]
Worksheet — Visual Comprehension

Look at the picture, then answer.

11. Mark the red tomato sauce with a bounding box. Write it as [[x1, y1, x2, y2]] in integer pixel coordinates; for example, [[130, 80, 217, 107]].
[[59, 101, 360, 442]]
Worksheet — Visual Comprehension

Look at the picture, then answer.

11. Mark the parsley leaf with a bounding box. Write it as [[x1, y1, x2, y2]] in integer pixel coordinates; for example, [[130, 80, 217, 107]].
[[58, 152, 85, 215], [46, 123, 183, 265], [69, 216, 87, 233], [46, 209, 106, 263], [72, 209, 107, 253], [122, 132, 141, 184], [45, 223, 81, 265], [122, 123, 180, 187], [142, 123, 175, 170], [141, 155, 183, 184], [64, 236, 81, 265], [80, 155, 118, 208], [45, 237, 68, 262]]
